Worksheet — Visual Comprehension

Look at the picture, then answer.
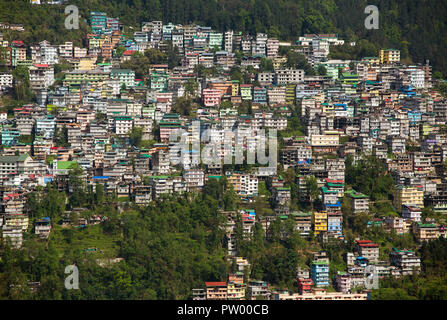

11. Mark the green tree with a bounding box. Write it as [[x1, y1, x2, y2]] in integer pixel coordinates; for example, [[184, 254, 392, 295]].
[[305, 176, 319, 211], [128, 126, 143, 148], [12, 65, 32, 102]]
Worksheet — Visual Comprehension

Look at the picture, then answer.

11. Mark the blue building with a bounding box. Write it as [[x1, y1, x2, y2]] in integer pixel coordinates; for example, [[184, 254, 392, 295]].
[[90, 12, 107, 34], [311, 261, 329, 287], [407, 110, 422, 125], [355, 256, 369, 267], [253, 87, 267, 104], [327, 212, 343, 237], [399, 85, 415, 97], [1, 129, 20, 145]]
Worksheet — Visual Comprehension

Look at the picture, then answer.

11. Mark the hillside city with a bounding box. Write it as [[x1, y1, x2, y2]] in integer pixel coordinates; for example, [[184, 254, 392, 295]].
[[0, 4, 447, 301]]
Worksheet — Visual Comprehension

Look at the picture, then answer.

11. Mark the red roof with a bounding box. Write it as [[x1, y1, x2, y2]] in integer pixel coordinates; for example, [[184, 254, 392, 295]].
[[325, 178, 344, 183], [33, 64, 49, 68], [12, 40, 24, 46], [123, 50, 136, 56], [205, 282, 227, 287], [357, 240, 379, 247], [359, 243, 379, 248]]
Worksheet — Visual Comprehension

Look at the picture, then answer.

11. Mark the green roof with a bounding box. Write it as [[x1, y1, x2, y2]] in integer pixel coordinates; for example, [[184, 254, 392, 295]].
[[345, 189, 368, 199], [0, 154, 28, 163], [392, 248, 413, 253], [290, 211, 312, 217], [417, 222, 437, 228], [321, 187, 338, 194], [149, 175, 170, 179], [327, 182, 344, 187], [57, 161, 78, 170]]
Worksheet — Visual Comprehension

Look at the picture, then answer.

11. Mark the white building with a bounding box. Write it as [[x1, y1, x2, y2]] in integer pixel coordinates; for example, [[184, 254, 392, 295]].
[[275, 69, 304, 85], [0, 73, 13, 88], [29, 64, 54, 90], [114, 116, 133, 135]]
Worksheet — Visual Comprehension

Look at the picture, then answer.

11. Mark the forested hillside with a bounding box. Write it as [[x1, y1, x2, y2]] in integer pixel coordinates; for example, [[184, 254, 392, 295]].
[[0, 0, 447, 75]]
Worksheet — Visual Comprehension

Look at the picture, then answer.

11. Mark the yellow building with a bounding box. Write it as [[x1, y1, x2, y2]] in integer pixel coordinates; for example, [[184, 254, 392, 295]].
[[273, 56, 287, 70], [313, 211, 327, 235], [4, 214, 29, 231], [227, 282, 246, 300], [64, 69, 109, 87], [314, 92, 325, 104], [205, 282, 228, 300], [74, 57, 97, 71], [321, 103, 335, 115], [379, 49, 400, 64], [422, 124, 435, 136], [310, 131, 339, 147], [393, 186, 424, 212], [413, 221, 439, 242], [89, 37, 105, 49], [286, 84, 296, 104], [362, 56, 379, 65], [231, 80, 239, 96]]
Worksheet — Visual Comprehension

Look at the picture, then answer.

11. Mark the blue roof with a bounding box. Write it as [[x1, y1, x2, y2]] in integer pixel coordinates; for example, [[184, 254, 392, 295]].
[[326, 201, 341, 207], [93, 176, 110, 179]]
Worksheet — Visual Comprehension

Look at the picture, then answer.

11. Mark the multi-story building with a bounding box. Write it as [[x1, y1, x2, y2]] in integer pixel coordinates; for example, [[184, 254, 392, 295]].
[[311, 261, 329, 287], [379, 49, 400, 64], [29, 64, 54, 90], [313, 211, 327, 235], [401, 204, 422, 222], [227, 282, 245, 300], [275, 69, 304, 85], [356, 240, 379, 263], [240, 84, 253, 101], [393, 185, 424, 211], [35, 217, 51, 239], [114, 116, 133, 135], [110, 69, 135, 88], [345, 189, 370, 213], [202, 88, 221, 107], [413, 221, 439, 242], [247, 280, 270, 300], [390, 248, 421, 275], [0, 154, 33, 179], [297, 278, 313, 294], [0, 73, 13, 88], [226, 172, 258, 197], [272, 288, 367, 300], [183, 169, 204, 190], [336, 271, 351, 293], [205, 282, 228, 300]]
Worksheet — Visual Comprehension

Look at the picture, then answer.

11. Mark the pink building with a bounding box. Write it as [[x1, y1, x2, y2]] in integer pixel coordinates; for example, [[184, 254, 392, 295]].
[[202, 88, 221, 107]]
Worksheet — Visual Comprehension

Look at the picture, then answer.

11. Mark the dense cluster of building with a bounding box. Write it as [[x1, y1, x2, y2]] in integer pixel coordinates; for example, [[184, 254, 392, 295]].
[[0, 10, 446, 299]]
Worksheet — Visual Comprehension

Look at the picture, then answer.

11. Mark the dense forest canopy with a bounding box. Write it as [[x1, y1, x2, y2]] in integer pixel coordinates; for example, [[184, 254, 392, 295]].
[[0, 0, 447, 75]]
